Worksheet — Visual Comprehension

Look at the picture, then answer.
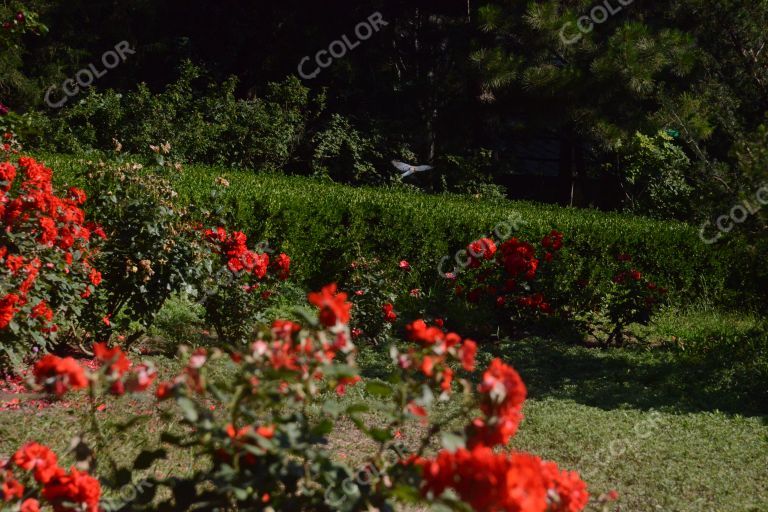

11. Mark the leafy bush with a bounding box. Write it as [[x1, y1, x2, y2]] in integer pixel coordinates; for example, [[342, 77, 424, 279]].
[[439, 149, 508, 199], [68, 152, 295, 350], [0, 155, 104, 369], [35, 64, 322, 172], [339, 256, 421, 344], [311, 114, 384, 184], [573, 253, 670, 345], [75, 152, 205, 345], [447, 234, 672, 342], [734, 123, 768, 242], [0, 110, 48, 149], [4, 287, 596, 512], [613, 130, 694, 220], [0, 6, 47, 110], [601, 255, 668, 344]]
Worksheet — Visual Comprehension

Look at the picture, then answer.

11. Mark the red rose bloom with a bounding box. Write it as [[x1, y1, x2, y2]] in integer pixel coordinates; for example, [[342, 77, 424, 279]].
[[273, 252, 291, 279], [88, 269, 102, 286], [308, 283, 352, 327], [459, 339, 478, 371], [30, 301, 54, 323], [468, 358, 527, 447], [542, 230, 564, 251], [2, 474, 24, 500], [12, 442, 59, 484], [42, 467, 101, 512], [405, 319, 444, 345], [67, 187, 87, 205], [418, 447, 548, 512], [93, 342, 131, 378], [382, 303, 397, 323], [467, 237, 497, 268], [0, 293, 21, 328], [20, 498, 41, 512], [33, 355, 88, 395], [0, 162, 16, 191], [5, 255, 23, 273], [540, 461, 590, 512]]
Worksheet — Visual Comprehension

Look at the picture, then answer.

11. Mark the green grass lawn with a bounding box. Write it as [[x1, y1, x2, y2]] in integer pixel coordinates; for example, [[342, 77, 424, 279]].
[[2, 332, 766, 511], [513, 399, 767, 512], [481, 339, 768, 512]]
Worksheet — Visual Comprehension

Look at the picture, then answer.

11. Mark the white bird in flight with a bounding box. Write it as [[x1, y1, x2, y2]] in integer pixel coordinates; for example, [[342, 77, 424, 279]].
[[392, 160, 434, 178]]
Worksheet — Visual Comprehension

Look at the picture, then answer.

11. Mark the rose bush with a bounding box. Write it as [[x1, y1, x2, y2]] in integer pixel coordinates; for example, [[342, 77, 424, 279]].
[[600, 253, 668, 344], [452, 231, 565, 323], [341, 256, 422, 345], [450, 233, 671, 344], [76, 153, 207, 346], [1, 442, 101, 512], [0, 7, 46, 46], [75, 151, 292, 349], [1, 131, 21, 159], [197, 225, 291, 344], [2, 284, 592, 512], [0, 155, 105, 369]]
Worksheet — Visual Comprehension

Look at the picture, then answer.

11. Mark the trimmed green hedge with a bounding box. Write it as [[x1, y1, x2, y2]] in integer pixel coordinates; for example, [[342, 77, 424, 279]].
[[45, 154, 764, 309]]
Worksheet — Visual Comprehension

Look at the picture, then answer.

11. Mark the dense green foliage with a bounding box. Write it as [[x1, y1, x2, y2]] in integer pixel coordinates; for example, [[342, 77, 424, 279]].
[[29, 66, 324, 172], [44, 154, 764, 310], [613, 131, 694, 219]]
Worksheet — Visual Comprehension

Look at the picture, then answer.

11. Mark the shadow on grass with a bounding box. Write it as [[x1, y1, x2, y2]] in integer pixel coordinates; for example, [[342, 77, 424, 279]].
[[477, 337, 768, 418]]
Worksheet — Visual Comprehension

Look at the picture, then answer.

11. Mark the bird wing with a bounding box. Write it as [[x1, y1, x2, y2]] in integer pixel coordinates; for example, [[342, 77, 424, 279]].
[[413, 165, 434, 172], [391, 160, 414, 173], [400, 170, 415, 178]]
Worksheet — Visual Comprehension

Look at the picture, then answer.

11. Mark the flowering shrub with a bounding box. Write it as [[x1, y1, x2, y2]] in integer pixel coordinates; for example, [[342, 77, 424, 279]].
[[602, 253, 668, 344], [78, 156, 206, 344], [0, 156, 105, 369], [0, 342, 162, 511], [1, 131, 21, 158], [78, 154, 292, 348], [341, 257, 420, 344], [3, 284, 592, 512], [1, 442, 101, 512], [452, 231, 565, 322], [1, 9, 35, 36], [197, 226, 291, 343], [0, 7, 46, 48], [564, 252, 669, 345]]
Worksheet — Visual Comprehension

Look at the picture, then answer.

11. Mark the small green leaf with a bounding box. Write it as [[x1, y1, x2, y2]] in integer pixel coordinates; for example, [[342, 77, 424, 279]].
[[365, 381, 393, 398], [369, 428, 393, 442]]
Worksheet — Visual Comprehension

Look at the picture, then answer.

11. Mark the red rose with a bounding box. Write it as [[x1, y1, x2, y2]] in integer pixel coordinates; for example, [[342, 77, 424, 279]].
[[33, 355, 88, 396], [12, 442, 59, 484], [308, 284, 352, 327]]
